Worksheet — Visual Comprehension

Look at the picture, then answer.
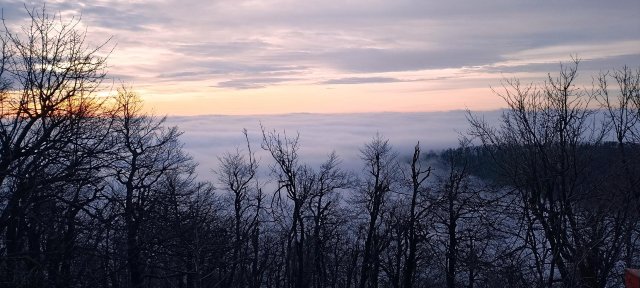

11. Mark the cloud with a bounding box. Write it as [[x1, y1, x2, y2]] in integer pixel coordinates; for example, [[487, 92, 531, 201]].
[[481, 54, 640, 75], [496, 40, 640, 68], [215, 77, 299, 89], [3, 0, 638, 110], [67, 1, 637, 81], [155, 62, 308, 82], [80, 3, 164, 31], [317, 48, 505, 73], [173, 41, 273, 57], [166, 110, 504, 177], [321, 77, 404, 85]]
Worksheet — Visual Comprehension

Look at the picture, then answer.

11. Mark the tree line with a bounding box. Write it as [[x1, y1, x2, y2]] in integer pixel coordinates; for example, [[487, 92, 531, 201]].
[[0, 8, 639, 288]]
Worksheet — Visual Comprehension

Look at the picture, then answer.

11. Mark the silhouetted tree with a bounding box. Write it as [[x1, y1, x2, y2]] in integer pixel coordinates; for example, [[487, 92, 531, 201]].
[[110, 88, 194, 287], [306, 152, 352, 288], [357, 134, 400, 288], [0, 6, 111, 287], [595, 66, 640, 270], [433, 144, 497, 288], [469, 59, 638, 287], [401, 143, 431, 288], [261, 127, 309, 288], [217, 129, 262, 288]]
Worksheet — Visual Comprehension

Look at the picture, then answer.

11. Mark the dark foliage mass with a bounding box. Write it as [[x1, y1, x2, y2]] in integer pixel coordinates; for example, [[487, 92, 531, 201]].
[[0, 7, 639, 288]]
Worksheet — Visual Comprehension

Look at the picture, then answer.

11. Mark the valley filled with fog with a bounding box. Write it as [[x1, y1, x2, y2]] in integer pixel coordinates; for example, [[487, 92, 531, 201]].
[[168, 111, 501, 175]]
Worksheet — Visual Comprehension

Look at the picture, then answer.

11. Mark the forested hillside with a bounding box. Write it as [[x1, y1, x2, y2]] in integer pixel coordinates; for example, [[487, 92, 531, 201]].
[[0, 8, 638, 288]]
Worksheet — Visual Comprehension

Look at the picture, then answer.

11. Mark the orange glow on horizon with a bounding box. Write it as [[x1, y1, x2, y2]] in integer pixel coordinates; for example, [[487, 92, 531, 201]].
[[139, 84, 505, 116]]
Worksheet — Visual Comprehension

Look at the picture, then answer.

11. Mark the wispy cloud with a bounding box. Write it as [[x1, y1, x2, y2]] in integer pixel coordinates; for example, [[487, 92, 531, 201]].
[[493, 40, 640, 68], [321, 77, 404, 85], [316, 48, 505, 73], [215, 77, 299, 89]]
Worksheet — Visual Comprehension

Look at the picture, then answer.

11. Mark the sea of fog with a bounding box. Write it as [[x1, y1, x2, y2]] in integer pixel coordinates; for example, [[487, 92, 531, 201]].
[[165, 110, 502, 177]]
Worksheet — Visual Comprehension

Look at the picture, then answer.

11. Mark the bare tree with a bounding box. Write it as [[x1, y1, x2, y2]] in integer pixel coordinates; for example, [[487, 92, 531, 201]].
[[307, 152, 352, 288], [261, 127, 309, 288], [357, 134, 399, 288], [468, 59, 633, 287], [0, 6, 112, 287], [431, 144, 496, 288], [595, 66, 640, 269], [110, 88, 194, 287], [401, 143, 431, 288], [261, 127, 353, 288], [217, 129, 261, 288]]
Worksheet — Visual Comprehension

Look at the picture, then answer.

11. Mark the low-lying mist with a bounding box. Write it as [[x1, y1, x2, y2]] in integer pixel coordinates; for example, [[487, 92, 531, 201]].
[[166, 110, 502, 176]]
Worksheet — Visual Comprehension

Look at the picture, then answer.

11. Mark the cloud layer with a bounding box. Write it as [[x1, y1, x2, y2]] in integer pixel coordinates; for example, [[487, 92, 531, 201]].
[[165, 110, 502, 176]]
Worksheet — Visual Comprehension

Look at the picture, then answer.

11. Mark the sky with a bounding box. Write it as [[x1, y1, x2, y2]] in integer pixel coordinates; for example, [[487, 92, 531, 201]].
[[2, 0, 639, 115]]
